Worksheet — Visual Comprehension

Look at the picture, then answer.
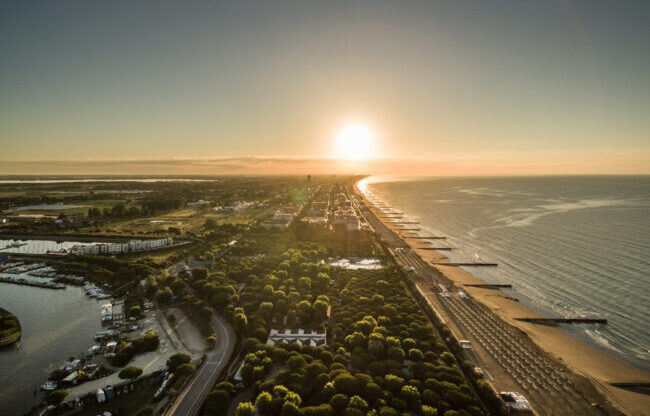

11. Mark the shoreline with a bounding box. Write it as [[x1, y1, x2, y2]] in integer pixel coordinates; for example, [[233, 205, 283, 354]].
[[355, 180, 650, 416]]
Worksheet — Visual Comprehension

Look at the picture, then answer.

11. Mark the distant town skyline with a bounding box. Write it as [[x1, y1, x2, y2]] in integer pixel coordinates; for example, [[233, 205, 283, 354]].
[[2, 1, 649, 175]]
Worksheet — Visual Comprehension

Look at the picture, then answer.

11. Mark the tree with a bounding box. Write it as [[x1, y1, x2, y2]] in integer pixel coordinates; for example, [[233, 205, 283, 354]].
[[142, 330, 160, 351], [205, 389, 230, 414], [282, 401, 299, 416], [333, 373, 358, 396], [313, 300, 329, 323], [255, 391, 274, 415], [155, 287, 173, 305], [128, 305, 142, 318], [234, 312, 248, 333], [174, 363, 195, 378], [379, 407, 399, 416], [166, 353, 191, 370], [119, 366, 143, 380], [408, 348, 424, 362], [348, 395, 368, 412], [400, 385, 421, 407], [421, 405, 438, 416], [384, 374, 404, 395], [259, 301, 274, 318], [236, 402, 255, 416], [45, 389, 68, 406], [200, 306, 214, 322], [440, 351, 455, 366], [330, 394, 349, 412]]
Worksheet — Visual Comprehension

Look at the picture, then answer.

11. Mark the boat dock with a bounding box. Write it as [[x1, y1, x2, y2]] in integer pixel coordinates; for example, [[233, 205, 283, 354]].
[[514, 317, 608, 325], [0, 276, 65, 289]]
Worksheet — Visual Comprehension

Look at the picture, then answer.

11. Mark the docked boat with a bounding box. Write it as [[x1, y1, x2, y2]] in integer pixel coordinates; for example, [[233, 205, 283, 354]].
[[101, 303, 113, 324], [40, 380, 57, 391]]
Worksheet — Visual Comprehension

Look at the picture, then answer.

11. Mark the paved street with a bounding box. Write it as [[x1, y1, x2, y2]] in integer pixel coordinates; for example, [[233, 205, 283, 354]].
[[165, 312, 235, 416]]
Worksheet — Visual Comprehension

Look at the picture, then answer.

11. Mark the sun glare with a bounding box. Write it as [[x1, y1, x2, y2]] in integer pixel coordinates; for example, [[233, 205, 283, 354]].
[[336, 123, 375, 160]]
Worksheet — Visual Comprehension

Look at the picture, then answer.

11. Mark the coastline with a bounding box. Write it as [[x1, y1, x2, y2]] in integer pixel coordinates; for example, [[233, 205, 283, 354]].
[[355, 180, 650, 416]]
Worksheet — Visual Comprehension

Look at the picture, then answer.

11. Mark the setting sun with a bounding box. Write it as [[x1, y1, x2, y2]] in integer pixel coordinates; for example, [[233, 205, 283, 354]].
[[335, 123, 375, 160]]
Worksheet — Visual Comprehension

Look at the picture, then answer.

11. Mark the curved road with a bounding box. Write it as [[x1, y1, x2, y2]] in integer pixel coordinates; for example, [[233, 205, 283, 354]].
[[166, 311, 235, 416]]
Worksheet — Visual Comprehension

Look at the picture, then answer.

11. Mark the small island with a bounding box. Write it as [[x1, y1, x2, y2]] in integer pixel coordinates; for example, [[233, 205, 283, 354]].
[[0, 308, 21, 347]]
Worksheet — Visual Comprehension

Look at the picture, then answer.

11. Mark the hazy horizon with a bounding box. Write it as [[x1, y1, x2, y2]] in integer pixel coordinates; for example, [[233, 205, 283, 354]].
[[2, 1, 649, 175]]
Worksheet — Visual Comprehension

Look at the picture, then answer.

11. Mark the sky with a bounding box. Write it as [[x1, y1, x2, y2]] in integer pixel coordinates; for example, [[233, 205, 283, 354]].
[[1, 1, 649, 175]]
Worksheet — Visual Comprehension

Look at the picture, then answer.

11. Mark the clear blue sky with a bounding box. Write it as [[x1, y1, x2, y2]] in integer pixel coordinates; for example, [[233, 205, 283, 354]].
[[1, 1, 649, 174]]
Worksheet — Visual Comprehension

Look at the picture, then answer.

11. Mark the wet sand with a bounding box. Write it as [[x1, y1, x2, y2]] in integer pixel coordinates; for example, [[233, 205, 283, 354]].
[[358, 187, 650, 416]]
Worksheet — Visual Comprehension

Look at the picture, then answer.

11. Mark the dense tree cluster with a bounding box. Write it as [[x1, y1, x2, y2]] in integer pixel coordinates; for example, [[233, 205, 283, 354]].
[[0, 309, 21, 342], [226, 266, 486, 416], [110, 330, 160, 367]]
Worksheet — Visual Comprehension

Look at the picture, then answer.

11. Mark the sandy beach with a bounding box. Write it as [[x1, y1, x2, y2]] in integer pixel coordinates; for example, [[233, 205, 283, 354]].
[[356, 184, 650, 416]]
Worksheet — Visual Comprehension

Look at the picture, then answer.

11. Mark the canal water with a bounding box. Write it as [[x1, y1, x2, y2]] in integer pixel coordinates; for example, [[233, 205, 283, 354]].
[[0, 284, 103, 415]]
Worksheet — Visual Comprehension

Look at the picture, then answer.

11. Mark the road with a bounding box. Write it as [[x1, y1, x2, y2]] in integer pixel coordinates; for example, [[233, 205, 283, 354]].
[[165, 311, 235, 416], [165, 238, 241, 416]]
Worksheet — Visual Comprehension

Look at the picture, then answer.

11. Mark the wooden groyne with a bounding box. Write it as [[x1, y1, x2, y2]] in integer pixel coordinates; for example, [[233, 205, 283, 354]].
[[515, 318, 607, 325], [464, 284, 512, 288], [432, 262, 498, 267]]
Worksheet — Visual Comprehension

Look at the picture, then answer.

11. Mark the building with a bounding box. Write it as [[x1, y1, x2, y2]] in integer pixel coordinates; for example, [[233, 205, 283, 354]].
[[266, 328, 327, 347], [76, 238, 174, 255]]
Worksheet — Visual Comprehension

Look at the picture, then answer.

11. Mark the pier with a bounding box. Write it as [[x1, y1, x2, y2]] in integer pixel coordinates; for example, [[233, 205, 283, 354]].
[[432, 262, 498, 267], [388, 221, 419, 224], [419, 247, 453, 251], [514, 318, 607, 325], [405, 236, 447, 240], [396, 228, 421, 231]]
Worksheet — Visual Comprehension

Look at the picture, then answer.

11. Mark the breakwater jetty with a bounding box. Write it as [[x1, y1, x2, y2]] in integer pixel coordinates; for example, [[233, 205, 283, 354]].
[[464, 283, 513, 289], [433, 262, 498, 267], [515, 317, 608, 325]]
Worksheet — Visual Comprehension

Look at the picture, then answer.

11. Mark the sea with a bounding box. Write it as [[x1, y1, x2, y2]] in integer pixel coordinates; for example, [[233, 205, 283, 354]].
[[359, 176, 650, 372]]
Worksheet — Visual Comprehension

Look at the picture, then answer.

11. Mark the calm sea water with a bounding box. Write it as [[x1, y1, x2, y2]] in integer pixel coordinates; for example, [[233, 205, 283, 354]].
[[360, 176, 650, 372], [0, 285, 103, 415]]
